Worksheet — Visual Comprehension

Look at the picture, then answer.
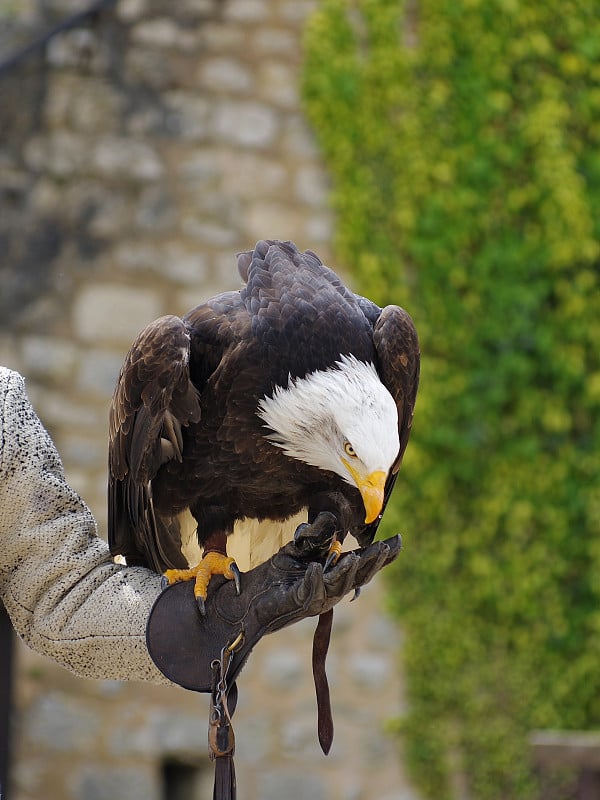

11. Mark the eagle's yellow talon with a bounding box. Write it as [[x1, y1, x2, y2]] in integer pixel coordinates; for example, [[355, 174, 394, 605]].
[[162, 552, 240, 612], [162, 567, 196, 585]]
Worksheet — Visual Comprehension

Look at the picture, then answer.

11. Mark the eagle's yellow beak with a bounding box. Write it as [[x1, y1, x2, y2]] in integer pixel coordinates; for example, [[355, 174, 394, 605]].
[[342, 460, 387, 524]]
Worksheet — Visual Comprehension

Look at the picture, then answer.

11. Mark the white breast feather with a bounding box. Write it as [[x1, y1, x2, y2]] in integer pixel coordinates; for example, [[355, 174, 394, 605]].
[[178, 508, 308, 571]]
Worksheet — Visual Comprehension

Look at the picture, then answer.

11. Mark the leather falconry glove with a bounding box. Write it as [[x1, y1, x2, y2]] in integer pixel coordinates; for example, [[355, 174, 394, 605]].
[[146, 511, 400, 691], [146, 512, 401, 800]]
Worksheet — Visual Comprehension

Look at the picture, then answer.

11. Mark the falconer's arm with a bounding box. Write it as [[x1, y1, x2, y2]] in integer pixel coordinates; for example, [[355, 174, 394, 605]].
[[0, 367, 168, 682]]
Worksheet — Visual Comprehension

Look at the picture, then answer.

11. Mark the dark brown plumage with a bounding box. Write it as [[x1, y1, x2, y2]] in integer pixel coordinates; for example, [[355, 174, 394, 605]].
[[108, 240, 419, 581]]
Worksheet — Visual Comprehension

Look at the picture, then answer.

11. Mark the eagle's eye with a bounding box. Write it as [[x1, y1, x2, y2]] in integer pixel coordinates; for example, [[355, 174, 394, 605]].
[[344, 441, 357, 458]]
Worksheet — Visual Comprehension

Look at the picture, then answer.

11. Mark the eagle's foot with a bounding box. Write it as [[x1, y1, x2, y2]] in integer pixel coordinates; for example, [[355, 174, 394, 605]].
[[294, 513, 344, 571], [162, 552, 241, 615]]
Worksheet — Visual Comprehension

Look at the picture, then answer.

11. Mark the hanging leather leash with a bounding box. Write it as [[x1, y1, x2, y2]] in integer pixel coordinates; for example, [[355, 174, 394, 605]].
[[209, 631, 244, 800], [312, 608, 334, 754]]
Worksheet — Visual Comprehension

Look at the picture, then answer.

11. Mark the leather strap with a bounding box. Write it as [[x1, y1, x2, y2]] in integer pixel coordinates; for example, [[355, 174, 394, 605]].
[[209, 638, 242, 800], [312, 608, 334, 755]]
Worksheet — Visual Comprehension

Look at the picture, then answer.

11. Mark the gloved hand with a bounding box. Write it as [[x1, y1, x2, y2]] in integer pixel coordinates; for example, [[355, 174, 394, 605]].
[[146, 511, 401, 691]]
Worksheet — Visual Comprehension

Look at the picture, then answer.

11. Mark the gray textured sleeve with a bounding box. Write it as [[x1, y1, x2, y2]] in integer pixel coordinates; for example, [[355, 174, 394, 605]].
[[0, 367, 170, 683]]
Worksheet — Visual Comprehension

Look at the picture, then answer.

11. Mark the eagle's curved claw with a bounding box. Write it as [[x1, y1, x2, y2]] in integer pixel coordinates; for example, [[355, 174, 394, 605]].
[[324, 539, 343, 571], [293, 522, 311, 542], [230, 562, 242, 596]]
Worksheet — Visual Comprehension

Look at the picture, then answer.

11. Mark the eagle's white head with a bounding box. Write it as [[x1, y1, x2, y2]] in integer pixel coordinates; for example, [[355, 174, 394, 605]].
[[257, 355, 399, 524]]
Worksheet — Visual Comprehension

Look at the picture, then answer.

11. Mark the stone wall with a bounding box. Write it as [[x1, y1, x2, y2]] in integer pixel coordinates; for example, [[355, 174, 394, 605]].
[[0, 1, 419, 798]]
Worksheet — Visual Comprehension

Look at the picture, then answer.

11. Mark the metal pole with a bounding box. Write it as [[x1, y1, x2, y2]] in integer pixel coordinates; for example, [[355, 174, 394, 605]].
[[0, 605, 14, 800]]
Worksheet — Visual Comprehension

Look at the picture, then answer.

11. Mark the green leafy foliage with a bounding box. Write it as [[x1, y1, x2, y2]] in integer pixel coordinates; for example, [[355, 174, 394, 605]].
[[302, 1, 600, 796]]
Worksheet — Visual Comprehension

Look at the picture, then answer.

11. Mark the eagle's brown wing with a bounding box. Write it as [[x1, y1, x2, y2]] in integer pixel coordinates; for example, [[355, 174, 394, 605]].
[[356, 301, 420, 544], [108, 314, 202, 571], [374, 304, 420, 473]]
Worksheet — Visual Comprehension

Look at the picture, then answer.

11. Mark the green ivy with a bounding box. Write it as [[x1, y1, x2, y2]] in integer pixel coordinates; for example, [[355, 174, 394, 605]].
[[302, 1, 600, 797]]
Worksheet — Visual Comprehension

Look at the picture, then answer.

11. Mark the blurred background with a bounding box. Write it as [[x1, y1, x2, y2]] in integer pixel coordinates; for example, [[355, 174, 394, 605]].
[[1, 0, 600, 798]]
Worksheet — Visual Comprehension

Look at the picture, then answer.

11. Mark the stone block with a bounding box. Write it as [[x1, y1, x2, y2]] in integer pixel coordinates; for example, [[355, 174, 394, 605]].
[[279, 0, 319, 22], [258, 769, 327, 800], [198, 57, 254, 94], [125, 106, 166, 137], [46, 28, 109, 72], [73, 284, 162, 343], [162, 91, 211, 140], [0, 334, 19, 372], [231, 715, 273, 764], [43, 0, 95, 13], [366, 613, 402, 650], [12, 755, 45, 798], [71, 765, 159, 800], [124, 47, 179, 91], [113, 242, 163, 272], [348, 651, 393, 690], [76, 348, 123, 395], [24, 132, 87, 177], [220, 153, 287, 199], [243, 201, 305, 242], [65, 180, 132, 238], [212, 100, 279, 149], [24, 130, 163, 181], [45, 76, 123, 134], [149, 708, 207, 757], [21, 336, 79, 382], [199, 21, 246, 51], [305, 212, 333, 244], [131, 18, 197, 50], [281, 115, 321, 158], [135, 186, 178, 232], [280, 713, 330, 760], [170, 0, 218, 21], [29, 386, 99, 429], [91, 136, 164, 182], [253, 26, 296, 55], [261, 649, 304, 688], [340, 782, 363, 800], [24, 692, 100, 753], [223, 0, 270, 22], [257, 62, 299, 109], [69, 80, 124, 134], [116, 0, 149, 21], [178, 150, 222, 182], [163, 244, 209, 285], [60, 433, 107, 469], [381, 790, 422, 800], [43, 75, 76, 128], [181, 217, 238, 247], [295, 164, 330, 207], [107, 718, 159, 758], [115, 241, 208, 285]]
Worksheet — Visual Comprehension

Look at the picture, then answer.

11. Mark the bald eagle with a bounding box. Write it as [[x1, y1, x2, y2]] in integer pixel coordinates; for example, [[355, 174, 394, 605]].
[[108, 240, 419, 610]]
